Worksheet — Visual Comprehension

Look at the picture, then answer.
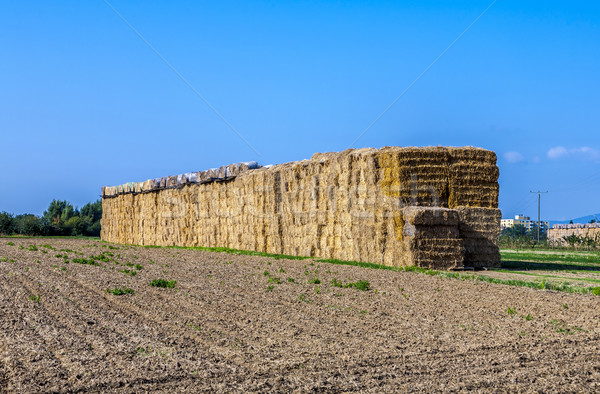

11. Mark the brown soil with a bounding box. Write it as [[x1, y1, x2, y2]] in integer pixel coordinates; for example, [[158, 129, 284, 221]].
[[1, 238, 600, 392]]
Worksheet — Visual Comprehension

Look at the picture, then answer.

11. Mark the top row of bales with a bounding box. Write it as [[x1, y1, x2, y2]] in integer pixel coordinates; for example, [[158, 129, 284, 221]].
[[102, 161, 261, 197]]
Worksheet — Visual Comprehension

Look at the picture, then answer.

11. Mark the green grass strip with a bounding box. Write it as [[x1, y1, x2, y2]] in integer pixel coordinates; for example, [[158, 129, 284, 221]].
[[501, 251, 600, 265], [107, 242, 600, 296]]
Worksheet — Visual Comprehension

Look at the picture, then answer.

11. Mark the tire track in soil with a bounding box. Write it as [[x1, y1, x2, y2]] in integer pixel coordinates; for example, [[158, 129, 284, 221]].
[[0, 263, 244, 391]]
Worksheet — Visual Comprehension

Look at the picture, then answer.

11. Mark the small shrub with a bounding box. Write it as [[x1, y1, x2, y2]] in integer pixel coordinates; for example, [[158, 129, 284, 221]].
[[119, 269, 137, 277], [106, 287, 135, 295], [331, 279, 370, 291], [149, 279, 176, 288]]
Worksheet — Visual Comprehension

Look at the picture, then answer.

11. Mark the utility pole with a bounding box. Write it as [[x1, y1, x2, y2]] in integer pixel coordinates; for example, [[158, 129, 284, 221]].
[[530, 191, 549, 242]]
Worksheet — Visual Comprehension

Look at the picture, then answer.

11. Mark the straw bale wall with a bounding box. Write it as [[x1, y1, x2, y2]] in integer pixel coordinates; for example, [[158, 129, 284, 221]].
[[548, 224, 600, 246], [101, 147, 501, 269]]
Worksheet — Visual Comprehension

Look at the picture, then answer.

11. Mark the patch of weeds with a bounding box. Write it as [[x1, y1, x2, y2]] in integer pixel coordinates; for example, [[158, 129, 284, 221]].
[[61, 266, 67, 271], [347, 280, 371, 291], [108, 245, 119, 250], [298, 294, 309, 302], [136, 346, 149, 356], [308, 278, 321, 284], [35, 259, 40, 264], [106, 287, 135, 295], [315, 285, 320, 294], [149, 259, 155, 264], [7, 242, 15, 246], [42, 244, 55, 250], [268, 276, 281, 284], [134, 264, 143, 270], [331, 279, 371, 291], [188, 323, 202, 331], [287, 277, 296, 283], [0, 257, 7, 262], [590, 287, 600, 296], [30, 294, 41, 303], [90, 253, 111, 262], [25, 267, 30, 272], [263, 270, 270, 276], [359, 310, 367, 315], [41, 250, 47, 254], [266, 285, 274, 292], [119, 269, 137, 277], [562, 303, 569, 309], [149, 279, 176, 288], [507, 307, 517, 315], [28, 245, 38, 251], [72, 257, 100, 266], [19, 245, 24, 250], [279, 268, 285, 273]]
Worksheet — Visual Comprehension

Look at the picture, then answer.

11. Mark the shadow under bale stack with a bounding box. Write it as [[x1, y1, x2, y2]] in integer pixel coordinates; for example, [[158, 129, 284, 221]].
[[101, 147, 501, 269]]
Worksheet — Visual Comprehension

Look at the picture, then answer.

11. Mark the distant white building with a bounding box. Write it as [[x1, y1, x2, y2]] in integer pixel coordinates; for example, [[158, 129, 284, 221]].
[[501, 214, 549, 232]]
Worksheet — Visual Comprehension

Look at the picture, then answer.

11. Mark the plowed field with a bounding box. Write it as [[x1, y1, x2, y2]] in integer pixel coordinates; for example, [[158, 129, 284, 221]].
[[1, 238, 600, 392]]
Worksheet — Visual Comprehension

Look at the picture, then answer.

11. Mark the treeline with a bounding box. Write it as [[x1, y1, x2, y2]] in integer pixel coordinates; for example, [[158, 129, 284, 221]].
[[498, 224, 548, 248], [0, 200, 102, 237]]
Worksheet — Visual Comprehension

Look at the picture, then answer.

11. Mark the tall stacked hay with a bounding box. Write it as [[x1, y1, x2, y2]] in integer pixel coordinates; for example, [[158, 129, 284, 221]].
[[548, 224, 600, 246], [101, 146, 500, 269]]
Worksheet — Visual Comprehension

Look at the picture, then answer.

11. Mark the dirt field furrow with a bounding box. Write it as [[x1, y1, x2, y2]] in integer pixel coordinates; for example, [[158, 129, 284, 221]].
[[2, 238, 600, 391]]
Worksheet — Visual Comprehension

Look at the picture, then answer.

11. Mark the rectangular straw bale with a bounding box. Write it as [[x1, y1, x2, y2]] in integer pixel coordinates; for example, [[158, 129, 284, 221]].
[[455, 207, 501, 268], [447, 147, 499, 209]]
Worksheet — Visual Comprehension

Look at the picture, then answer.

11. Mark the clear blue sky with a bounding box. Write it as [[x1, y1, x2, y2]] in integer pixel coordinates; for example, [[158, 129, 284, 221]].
[[1, 0, 599, 221]]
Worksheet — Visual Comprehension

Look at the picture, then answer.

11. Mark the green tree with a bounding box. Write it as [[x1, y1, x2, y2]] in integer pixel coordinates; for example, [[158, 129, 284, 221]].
[[64, 216, 91, 236], [14, 214, 45, 236], [563, 234, 582, 248], [80, 200, 102, 223], [501, 224, 528, 238], [0, 212, 15, 235]]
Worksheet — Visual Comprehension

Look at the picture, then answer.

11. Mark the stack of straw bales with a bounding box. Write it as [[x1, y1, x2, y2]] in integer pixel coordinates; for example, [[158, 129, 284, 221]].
[[101, 147, 501, 269], [548, 224, 600, 246]]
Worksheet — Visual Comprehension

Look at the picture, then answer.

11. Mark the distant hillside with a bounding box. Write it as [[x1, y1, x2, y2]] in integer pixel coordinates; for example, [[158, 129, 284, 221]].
[[550, 213, 600, 226]]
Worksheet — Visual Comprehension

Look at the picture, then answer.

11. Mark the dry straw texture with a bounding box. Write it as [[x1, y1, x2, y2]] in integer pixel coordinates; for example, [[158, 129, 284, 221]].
[[101, 146, 500, 269], [548, 224, 600, 246]]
